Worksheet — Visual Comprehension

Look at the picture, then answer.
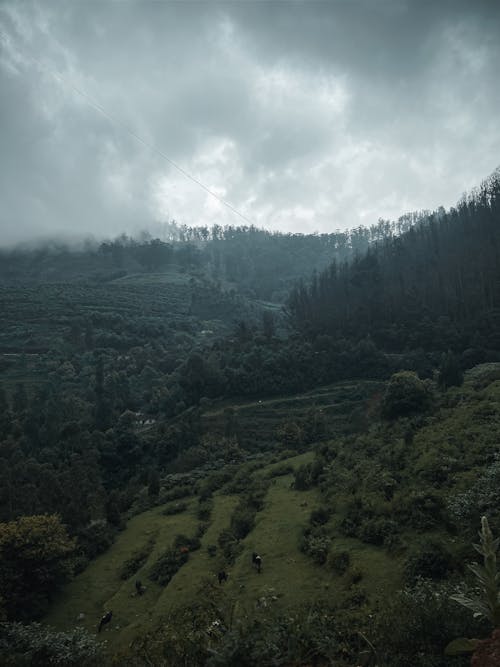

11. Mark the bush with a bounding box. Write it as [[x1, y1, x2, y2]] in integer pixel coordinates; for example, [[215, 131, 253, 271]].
[[404, 542, 454, 583], [381, 371, 430, 419], [230, 508, 255, 540], [119, 538, 155, 580], [359, 518, 399, 546], [339, 498, 367, 538], [397, 491, 444, 531], [75, 520, 115, 562], [198, 470, 232, 500], [173, 534, 201, 552], [148, 548, 188, 586], [300, 527, 331, 565], [217, 529, 241, 564], [373, 579, 487, 667]]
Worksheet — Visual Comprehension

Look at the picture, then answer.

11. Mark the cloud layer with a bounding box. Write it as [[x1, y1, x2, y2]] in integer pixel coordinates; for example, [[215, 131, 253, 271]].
[[1, 0, 499, 244]]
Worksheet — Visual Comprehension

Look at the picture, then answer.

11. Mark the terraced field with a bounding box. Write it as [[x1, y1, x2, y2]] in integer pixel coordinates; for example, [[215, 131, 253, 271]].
[[43, 451, 401, 656], [202, 380, 384, 448]]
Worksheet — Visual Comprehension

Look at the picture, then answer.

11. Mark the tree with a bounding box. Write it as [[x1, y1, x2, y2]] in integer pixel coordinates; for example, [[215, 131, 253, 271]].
[[0, 515, 75, 620], [381, 371, 430, 419], [438, 351, 464, 389], [148, 470, 160, 497]]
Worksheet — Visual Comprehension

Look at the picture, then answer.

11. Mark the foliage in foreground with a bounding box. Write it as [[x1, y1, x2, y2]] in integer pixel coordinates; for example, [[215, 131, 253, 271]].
[[0, 515, 74, 621], [0, 622, 102, 666], [446, 516, 500, 660], [372, 579, 486, 667], [451, 516, 500, 627], [115, 581, 364, 667]]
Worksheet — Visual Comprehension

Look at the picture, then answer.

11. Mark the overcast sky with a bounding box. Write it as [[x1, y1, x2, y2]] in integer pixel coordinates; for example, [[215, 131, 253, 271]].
[[1, 0, 499, 245]]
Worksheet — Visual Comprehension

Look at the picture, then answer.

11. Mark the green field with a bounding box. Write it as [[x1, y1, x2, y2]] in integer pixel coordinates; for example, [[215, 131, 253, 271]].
[[43, 449, 403, 656]]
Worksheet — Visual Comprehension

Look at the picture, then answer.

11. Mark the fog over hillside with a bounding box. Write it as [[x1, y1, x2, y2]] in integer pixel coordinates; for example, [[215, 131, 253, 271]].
[[1, 0, 500, 244]]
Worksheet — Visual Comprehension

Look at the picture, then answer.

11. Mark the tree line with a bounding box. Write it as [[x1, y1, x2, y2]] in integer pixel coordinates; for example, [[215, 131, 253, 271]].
[[288, 168, 500, 360]]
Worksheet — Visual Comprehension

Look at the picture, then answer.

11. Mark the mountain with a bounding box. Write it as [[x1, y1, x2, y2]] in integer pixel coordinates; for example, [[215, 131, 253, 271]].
[[1, 169, 500, 665]]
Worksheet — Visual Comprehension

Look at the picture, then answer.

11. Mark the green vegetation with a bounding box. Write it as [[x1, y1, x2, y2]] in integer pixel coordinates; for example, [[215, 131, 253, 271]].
[[0, 515, 74, 621], [2, 173, 500, 663]]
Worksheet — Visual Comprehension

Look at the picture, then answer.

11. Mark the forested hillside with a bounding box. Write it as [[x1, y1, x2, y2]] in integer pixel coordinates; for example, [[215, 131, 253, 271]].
[[2, 170, 500, 665], [0, 214, 419, 300], [289, 169, 500, 359]]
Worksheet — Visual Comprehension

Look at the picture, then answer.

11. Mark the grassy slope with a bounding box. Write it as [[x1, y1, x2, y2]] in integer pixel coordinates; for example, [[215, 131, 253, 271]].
[[43, 371, 500, 654], [43, 450, 401, 654]]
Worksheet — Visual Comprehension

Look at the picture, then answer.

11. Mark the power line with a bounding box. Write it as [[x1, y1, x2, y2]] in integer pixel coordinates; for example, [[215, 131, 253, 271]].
[[0, 29, 255, 227]]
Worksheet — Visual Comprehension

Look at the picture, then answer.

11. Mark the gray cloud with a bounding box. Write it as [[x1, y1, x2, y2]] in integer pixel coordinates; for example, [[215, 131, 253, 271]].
[[0, 0, 499, 244]]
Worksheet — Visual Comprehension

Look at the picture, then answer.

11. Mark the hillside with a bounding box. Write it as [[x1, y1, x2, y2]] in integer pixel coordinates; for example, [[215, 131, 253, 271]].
[[3, 175, 500, 665], [289, 169, 500, 359], [40, 367, 500, 665], [43, 449, 400, 659]]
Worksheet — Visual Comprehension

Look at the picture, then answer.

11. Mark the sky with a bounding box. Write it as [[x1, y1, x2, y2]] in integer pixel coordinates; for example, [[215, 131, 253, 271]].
[[0, 0, 499, 245]]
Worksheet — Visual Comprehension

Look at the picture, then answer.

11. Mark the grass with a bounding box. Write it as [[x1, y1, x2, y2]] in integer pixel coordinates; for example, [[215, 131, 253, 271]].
[[43, 450, 403, 654]]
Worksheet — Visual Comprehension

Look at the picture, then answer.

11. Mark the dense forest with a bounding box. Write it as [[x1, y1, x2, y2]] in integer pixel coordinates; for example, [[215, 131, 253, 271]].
[[2, 169, 500, 665], [0, 213, 422, 300], [289, 168, 500, 357]]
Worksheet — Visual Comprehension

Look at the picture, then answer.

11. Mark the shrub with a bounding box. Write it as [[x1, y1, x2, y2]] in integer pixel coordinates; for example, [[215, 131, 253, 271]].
[[450, 516, 500, 627], [381, 371, 430, 419], [119, 538, 155, 580], [358, 518, 399, 546], [230, 508, 255, 540], [173, 534, 201, 552], [339, 498, 367, 538], [373, 579, 486, 667], [148, 548, 188, 586], [198, 470, 233, 500], [397, 491, 444, 531], [300, 527, 331, 565], [404, 542, 454, 583], [76, 520, 115, 562], [217, 529, 241, 564]]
